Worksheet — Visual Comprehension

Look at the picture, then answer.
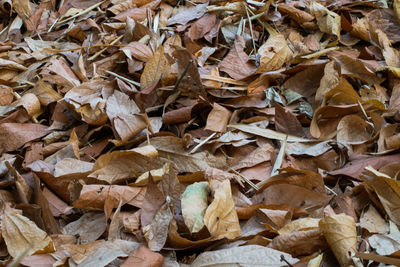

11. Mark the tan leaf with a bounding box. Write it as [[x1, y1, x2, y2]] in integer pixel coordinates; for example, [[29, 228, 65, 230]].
[[362, 166, 400, 224], [62, 239, 139, 266], [62, 212, 106, 243], [74, 184, 146, 210], [257, 34, 293, 73], [319, 214, 357, 266], [29, 80, 62, 106], [89, 150, 162, 184], [336, 114, 373, 144], [106, 90, 145, 141], [360, 205, 389, 234], [140, 45, 170, 89], [311, 2, 341, 38], [2, 211, 54, 258], [12, 93, 41, 117], [148, 136, 227, 173], [54, 158, 94, 179], [203, 179, 241, 239], [204, 103, 231, 133], [190, 245, 298, 267], [0, 86, 14, 106], [279, 217, 320, 234], [0, 58, 27, 71], [167, 2, 208, 25], [143, 201, 173, 251], [122, 42, 153, 62]]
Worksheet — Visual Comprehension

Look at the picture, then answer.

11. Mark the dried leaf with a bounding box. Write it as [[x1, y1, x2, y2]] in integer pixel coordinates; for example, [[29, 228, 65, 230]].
[[203, 179, 241, 239], [167, 2, 208, 25], [219, 36, 256, 80], [319, 214, 357, 266], [257, 34, 293, 73], [190, 245, 298, 267], [140, 45, 170, 89], [2, 211, 54, 258]]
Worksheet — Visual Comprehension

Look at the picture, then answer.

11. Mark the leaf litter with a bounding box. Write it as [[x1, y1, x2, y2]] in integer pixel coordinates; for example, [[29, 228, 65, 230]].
[[2, 0, 400, 266]]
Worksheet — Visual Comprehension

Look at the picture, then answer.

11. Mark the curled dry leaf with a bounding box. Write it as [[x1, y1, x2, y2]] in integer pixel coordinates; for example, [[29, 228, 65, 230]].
[[319, 214, 357, 266], [257, 34, 293, 73], [362, 166, 400, 224], [203, 179, 241, 240]]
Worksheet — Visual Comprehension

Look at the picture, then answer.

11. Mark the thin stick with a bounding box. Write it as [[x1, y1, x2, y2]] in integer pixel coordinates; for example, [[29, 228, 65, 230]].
[[174, 60, 192, 92], [88, 35, 123, 61], [56, 1, 105, 26], [245, 4, 257, 55], [106, 70, 140, 87], [189, 132, 217, 154], [230, 168, 256, 190]]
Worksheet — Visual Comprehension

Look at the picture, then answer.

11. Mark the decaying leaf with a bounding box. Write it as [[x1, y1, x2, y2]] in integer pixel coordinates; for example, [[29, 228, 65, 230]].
[[319, 214, 357, 266], [181, 182, 210, 234], [203, 179, 241, 239]]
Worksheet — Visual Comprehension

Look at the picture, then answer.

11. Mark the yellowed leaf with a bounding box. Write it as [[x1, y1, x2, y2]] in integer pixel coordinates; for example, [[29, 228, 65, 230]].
[[203, 179, 241, 239], [311, 2, 341, 39], [319, 214, 357, 266], [279, 218, 320, 234], [257, 34, 293, 73], [362, 166, 400, 225], [140, 45, 170, 89], [2, 211, 54, 258]]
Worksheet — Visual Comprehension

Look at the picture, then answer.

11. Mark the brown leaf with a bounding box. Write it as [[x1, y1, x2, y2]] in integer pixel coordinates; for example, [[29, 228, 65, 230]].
[[219, 36, 256, 80], [362, 167, 400, 224], [121, 246, 164, 267], [89, 150, 162, 184], [188, 14, 218, 41], [140, 175, 165, 227], [74, 184, 146, 210], [274, 103, 305, 137], [0, 123, 48, 153], [204, 103, 231, 133], [140, 45, 170, 89]]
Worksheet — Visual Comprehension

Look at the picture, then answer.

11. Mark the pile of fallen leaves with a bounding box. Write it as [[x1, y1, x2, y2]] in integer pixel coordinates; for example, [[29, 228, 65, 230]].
[[3, 0, 400, 265]]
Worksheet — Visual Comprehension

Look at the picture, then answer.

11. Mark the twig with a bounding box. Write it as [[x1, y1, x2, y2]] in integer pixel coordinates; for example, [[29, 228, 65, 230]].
[[88, 35, 123, 61], [230, 168, 256, 190], [280, 255, 294, 267], [105, 70, 140, 87], [56, 1, 105, 26], [174, 60, 192, 92], [189, 132, 217, 154]]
